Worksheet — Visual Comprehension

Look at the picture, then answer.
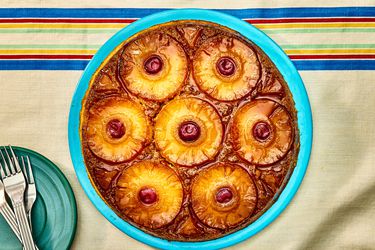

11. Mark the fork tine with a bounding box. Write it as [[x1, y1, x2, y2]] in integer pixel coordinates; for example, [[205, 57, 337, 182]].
[[26, 156, 34, 184], [19, 156, 24, 174], [0, 148, 11, 176], [4, 147, 16, 174], [8, 146, 21, 173], [0, 161, 5, 179], [20, 156, 30, 183]]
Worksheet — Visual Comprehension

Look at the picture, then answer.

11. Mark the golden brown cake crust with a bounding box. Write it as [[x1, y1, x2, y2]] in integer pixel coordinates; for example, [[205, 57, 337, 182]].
[[80, 20, 300, 241]]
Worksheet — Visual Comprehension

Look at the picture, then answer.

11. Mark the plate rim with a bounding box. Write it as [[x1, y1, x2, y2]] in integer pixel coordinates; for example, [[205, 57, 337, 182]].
[[68, 8, 313, 250], [10, 146, 78, 250]]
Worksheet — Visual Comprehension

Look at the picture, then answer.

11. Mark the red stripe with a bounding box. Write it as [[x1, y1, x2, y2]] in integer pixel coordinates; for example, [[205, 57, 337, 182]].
[[0, 17, 374, 24], [1, 54, 374, 60], [289, 54, 375, 59], [0, 18, 136, 23], [246, 17, 375, 24], [0, 55, 93, 59]]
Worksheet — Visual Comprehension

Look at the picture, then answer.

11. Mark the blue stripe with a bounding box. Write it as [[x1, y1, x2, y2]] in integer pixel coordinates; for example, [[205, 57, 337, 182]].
[[0, 60, 88, 70], [293, 60, 375, 70], [0, 7, 373, 18], [0, 60, 374, 71]]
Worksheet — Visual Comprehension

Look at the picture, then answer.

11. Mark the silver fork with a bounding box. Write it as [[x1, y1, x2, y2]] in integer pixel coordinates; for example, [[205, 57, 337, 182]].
[[0, 146, 36, 250], [20, 156, 36, 229], [0, 178, 21, 242]]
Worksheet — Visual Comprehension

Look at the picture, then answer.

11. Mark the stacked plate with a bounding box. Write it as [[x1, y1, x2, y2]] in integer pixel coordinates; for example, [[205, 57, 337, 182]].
[[0, 147, 77, 250]]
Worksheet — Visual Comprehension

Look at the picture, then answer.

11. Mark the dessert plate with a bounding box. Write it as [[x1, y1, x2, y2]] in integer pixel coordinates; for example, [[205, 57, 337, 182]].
[[68, 9, 313, 250], [0, 147, 77, 250]]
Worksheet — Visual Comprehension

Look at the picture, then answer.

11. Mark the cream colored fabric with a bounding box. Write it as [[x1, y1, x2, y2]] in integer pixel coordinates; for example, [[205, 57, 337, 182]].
[[0, 1, 375, 249], [1, 71, 374, 249]]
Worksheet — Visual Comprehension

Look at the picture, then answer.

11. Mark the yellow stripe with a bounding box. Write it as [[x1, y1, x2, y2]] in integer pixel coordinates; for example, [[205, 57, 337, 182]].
[[254, 22, 375, 29], [0, 49, 97, 54], [285, 48, 375, 54], [0, 23, 126, 29]]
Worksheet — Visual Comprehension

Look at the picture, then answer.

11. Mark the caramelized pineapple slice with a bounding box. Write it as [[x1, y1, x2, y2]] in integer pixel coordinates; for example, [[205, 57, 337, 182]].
[[154, 97, 223, 166], [176, 216, 201, 237], [93, 168, 118, 191], [115, 161, 183, 229], [231, 99, 294, 165], [193, 35, 260, 101], [177, 25, 202, 47], [120, 32, 188, 101], [93, 72, 120, 94], [86, 97, 151, 163], [191, 163, 257, 229]]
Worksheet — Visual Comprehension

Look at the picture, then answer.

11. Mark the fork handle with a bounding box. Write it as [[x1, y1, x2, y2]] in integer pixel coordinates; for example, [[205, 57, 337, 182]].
[[13, 202, 36, 250], [0, 204, 21, 242]]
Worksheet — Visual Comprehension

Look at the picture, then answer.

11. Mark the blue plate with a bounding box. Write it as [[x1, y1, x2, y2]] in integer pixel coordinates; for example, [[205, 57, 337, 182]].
[[68, 9, 313, 250]]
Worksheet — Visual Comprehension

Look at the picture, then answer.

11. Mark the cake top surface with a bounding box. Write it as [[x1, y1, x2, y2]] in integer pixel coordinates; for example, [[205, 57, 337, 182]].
[[80, 20, 299, 241]]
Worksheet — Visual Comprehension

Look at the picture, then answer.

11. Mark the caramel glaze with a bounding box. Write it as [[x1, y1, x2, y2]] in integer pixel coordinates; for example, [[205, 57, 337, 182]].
[[80, 21, 300, 241]]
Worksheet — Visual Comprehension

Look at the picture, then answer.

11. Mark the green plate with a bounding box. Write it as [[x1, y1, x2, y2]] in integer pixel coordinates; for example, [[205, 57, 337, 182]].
[[0, 147, 77, 250]]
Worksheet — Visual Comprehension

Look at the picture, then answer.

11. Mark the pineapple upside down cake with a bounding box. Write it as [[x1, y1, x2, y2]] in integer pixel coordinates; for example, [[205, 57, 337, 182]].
[[80, 20, 299, 241]]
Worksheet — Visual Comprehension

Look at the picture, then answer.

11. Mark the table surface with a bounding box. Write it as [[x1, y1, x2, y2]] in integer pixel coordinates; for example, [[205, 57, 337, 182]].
[[0, 1, 374, 249]]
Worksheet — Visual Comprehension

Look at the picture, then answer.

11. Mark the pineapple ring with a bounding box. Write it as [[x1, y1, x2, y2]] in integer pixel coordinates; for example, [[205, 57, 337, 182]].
[[193, 35, 260, 101], [86, 97, 151, 163], [115, 161, 183, 229], [120, 32, 188, 101], [231, 99, 294, 165], [191, 163, 257, 229], [154, 97, 223, 166]]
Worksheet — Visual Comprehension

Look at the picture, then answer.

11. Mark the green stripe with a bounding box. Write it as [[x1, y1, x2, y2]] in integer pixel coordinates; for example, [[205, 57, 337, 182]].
[[0, 44, 101, 49], [280, 44, 375, 49], [0, 29, 120, 34], [264, 28, 375, 34], [1, 44, 373, 50]]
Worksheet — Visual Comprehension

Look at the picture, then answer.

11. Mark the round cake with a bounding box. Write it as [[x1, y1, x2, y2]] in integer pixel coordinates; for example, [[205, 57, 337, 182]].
[[80, 20, 299, 241]]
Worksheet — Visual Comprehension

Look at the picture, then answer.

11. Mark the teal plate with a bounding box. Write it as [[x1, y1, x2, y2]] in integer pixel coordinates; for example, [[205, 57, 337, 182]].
[[0, 147, 77, 250]]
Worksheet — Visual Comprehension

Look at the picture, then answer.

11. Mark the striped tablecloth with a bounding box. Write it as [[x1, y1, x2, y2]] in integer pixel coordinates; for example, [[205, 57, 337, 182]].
[[0, 4, 374, 250], [1, 7, 374, 71]]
